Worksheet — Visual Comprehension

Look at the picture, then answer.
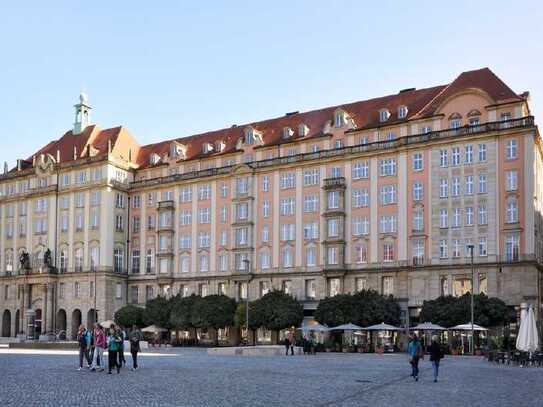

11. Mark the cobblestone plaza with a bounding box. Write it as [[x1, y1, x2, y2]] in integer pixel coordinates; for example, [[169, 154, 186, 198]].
[[0, 348, 541, 407]]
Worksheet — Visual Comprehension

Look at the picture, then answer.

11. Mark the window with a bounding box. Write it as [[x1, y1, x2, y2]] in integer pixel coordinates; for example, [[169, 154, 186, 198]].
[[305, 280, 316, 299], [236, 177, 249, 195], [380, 215, 397, 233], [412, 181, 423, 201], [506, 170, 518, 191], [465, 176, 474, 195], [353, 217, 370, 236], [159, 211, 172, 228], [353, 188, 370, 208], [199, 208, 211, 224], [303, 222, 319, 240], [382, 276, 393, 295], [262, 200, 270, 218], [132, 195, 141, 208], [220, 230, 227, 246], [114, 249, 124, 272], [261, 226, 269, 243], [59, 250, 67, 273], [452, 208, 461, 228], [303, 168, 320, 186], [115, 193, 125, 208], [328, 278, 340, 297], [220, 206, 227, 223], [449, 118, 461, 129], [453, 277, 472, 297], [218, 254, 228, 271], [452, 147, 460, 166], [335, 111, 345, 127], [379, 110, 390, 123], [383, 242, 394, 262], [280, 172, 296, 189], [75, 214, 84, 231], [145, 286, 154, 301], [412, 240, 424, 263], [115, 283, 122, 299], [282, 247, 293, 268], [74, 282, 81, 298], [352, 162, 369, 179], [439, 240, 448, 258], [280, 198, 296, 216], [180, 210, 192, 226], [478, 144, 487, 162], [439, 209, 448, 228], [452, 239, 461, 258], [506, 139, 518, 160], [235, 228, 248, 246], [199, 255, 209, 272], [506, 198, 518, 223], [61, 215, 69, 232], [465, 207, 474, 226], [74, 248, 83, 272], [90, 247, 99, 272], [303, 194, 318, 213], [379, 158, 396, 176], [452, 177, 460, 197], [413, 208, 424, 232], [91, 191, 101, 206], [355, 245, 368, 263], [180, 256, 190, 273], [479, 237, 487, 257], [305, 247, 317, 266], [439, 150, 448, 167], [147, 192, 156, 207], [379, 185, 396, 205], [198, 232, 210, 248], [506, 234, 519, 261], [280, 224, 295, 241], [330, 166, 342, 178], [115, 214, 124, 231], [220, 182, 228, 198], [398, 106, 408, 119], [179, 234, 191, 249], [439, 179, 448, 198], [75, 193, 84, 208], [260, 250, 270, 269], [469, 117, 480, 126], [464, 239, 474, 258], [327, 219, 339, 238], [478, 174, 487, 194], [131, 250, 140, 273], [412, 153, 423, 171], [261, 176, 270, 192], [327, 247, 338, 265], [131, 286, 138, 304], [465, 145, 473, 164], [180, 186, 192, 203], [327, 191, 339, 209], [198, 184, 211, 200]]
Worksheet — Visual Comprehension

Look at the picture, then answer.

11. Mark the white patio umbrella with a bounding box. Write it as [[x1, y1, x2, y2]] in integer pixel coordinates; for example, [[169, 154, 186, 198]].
[[410, 322, 446, 331], [329, 323, 363, 331], [100, 320, 115, 328], [141, 325, 168, 334], [451, 323, 488, 331], [362, 322, 400, 331], [516, 306, 539, 352]]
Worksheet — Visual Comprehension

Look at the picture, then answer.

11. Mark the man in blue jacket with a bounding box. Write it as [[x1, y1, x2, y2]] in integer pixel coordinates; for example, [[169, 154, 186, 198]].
[[408, 334, 423, 381]]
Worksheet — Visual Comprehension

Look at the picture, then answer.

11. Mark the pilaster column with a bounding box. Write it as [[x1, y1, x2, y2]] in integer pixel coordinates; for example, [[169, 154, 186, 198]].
[[47, 283, 55, 334], [42, 284, 48, 334]]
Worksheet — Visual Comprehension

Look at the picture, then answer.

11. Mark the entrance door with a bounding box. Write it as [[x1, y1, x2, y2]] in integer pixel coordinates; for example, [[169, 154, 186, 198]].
[[34, 309, 42, 339]]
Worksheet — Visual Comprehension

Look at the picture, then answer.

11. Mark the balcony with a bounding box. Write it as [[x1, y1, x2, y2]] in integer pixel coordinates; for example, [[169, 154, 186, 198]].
[[323, 177, 346, 190], [158, 200, 175, 210]]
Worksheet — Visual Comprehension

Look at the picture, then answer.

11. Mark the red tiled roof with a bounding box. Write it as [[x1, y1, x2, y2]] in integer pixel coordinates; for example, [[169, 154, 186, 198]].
[[28, 67, 524, 171]]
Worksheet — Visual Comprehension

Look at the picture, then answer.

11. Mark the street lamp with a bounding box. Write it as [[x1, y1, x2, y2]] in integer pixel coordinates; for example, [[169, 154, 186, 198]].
[[467, 244, 475, 356], [242, 259, 252, 346]]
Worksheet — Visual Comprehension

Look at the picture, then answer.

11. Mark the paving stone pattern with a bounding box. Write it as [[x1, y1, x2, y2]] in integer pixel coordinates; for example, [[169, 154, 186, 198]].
[[0, 348, 541, 407]]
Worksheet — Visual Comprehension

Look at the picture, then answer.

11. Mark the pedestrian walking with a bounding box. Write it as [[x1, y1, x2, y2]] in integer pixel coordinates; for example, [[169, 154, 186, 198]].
[[284, 337, 291, 356], [129, 325, 143, 371], [76, 325, 88, 371], [107, 328, 122, 374], [84, 327, 93, 368], [288, 332, 295, 356], [408, 334, 423, 381], [91, 324, 106, 372], [117, 328, 126, 368], [428, 335, 444, 382]]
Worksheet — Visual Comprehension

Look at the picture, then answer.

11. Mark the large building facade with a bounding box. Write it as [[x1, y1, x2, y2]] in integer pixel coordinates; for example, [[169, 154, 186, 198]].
[[0, 68, 541, 340]]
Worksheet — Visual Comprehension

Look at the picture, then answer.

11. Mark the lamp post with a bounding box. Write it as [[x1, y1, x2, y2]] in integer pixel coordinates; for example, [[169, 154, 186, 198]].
[[243, 259, 251, 346], [467, 244, 475, 356]]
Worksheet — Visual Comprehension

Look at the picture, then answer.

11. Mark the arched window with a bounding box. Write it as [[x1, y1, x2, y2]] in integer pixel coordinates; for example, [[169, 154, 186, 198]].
[[59, 247, 68, 273], [74, 247, 83, 272], [89, 245, 99, 272]]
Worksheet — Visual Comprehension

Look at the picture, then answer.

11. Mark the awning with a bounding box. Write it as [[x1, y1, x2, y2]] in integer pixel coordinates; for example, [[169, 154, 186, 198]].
[[451, 323, 488, 331], [329, 323, 363, 331], [141, 325, 168, 333], [410, 322, 446, 331], [362, 322, 400, 331]]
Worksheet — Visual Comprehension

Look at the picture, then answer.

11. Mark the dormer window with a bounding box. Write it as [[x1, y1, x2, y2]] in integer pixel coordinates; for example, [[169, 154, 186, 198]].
[[467, 109, 481, 126], [215, 140, 225, 152], [379, 109, 390, 123], [334, 111, 345, 128], [202, 143, 214, 154], [298, 123, 308, 137], [245, 128, 254, 145], [150, 153, 161, 165], [449, 113, 462, 129], [398, 106, 408, 119], [282, 127, 293, 139]]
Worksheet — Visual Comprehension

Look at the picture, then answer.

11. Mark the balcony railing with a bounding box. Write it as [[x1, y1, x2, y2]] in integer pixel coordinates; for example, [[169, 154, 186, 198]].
[[323, 177, 346, 189], [158, 200, 175, 210]]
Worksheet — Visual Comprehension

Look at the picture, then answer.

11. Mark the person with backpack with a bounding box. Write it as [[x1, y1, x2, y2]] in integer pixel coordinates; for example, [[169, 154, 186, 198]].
[[107, 327, 122, 374], [76, 325, 88, 371], [129, 325, 143, 370], [408, 334, 423, 381], [91, 324, 106, 372], [428, 335, 444, 382]]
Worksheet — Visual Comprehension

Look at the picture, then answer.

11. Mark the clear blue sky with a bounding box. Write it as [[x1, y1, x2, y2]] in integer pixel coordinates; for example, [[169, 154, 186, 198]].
[[1, 1, 542, 168]]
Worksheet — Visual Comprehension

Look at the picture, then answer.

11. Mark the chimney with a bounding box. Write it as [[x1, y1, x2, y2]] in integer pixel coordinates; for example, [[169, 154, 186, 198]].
[[32, 156, 36, 166], [108, 139, 112, 154], [17, 159, 21, 171], [56, 150, 60, 163], [73, 146, 77, 160], [128, 149, 132, 162], [3, 162, 7, 174]]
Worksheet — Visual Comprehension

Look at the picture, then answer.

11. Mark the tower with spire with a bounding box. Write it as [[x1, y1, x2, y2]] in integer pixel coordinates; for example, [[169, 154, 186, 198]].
[[73, 91, 92, 135]]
